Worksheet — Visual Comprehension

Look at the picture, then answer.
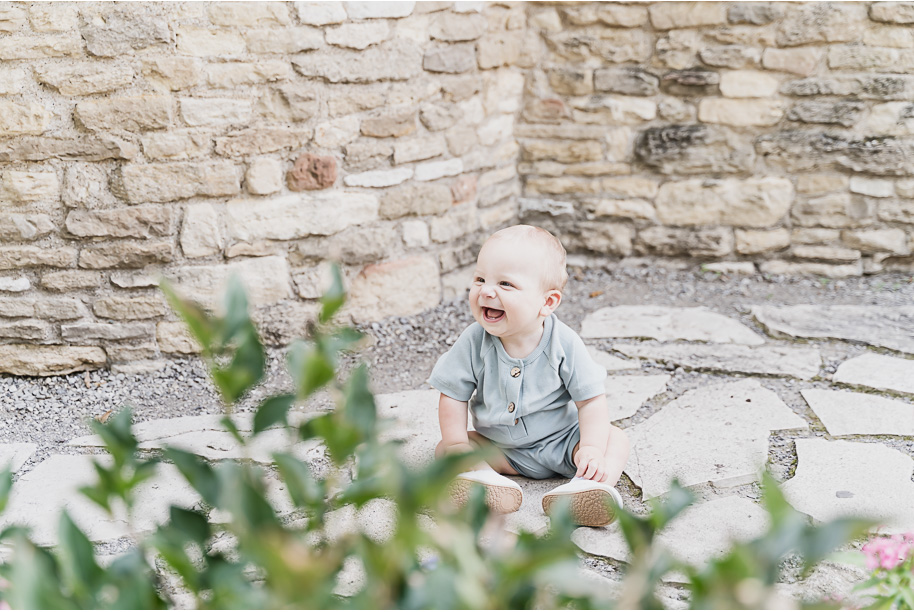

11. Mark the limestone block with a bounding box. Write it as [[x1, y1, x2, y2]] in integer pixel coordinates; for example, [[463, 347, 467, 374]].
[[699, 45, 762, 69], [119, 162, 240, 203], [719, 70, 778, 98], [728, 2, 782, 24], [345, 2, 415, 19], [327, 84, 388, 116], [345, 256, 440, 323], [571, 95, 657, 125], [834, 353, 914, 395], [41, 271, 103, 292], [0, 246, 77, 270], [429, 205, 478, 243], [783, 439, 914, 534], [561, 4, 647, 27], [292, 39, 422, 83], [209, 2, 291, 26], [657, 97, 697, 123], [344, 168, 413, 188], [344, 139, 393, 170], [802, 389, 914, 436], [79, 241, 175, 269], [244, 27, 322, 53], [61, 323, 154, 343], [634, 124, 754, 175], [0, 101, 50, 136], [35, 63, 135, 96], [698, 98, 785, 126], [787, 101, 864, 128], [142, 131, 211, 161], [0, 277, 29, 292], [226, 192, 378, 241], [848, 177, 894, 199], [142, 57, 203, 91], [781, 75, 914, 101], [29, 4, 79, 32], [792, 193, 873, 229], [864, 26, 914, 48], [66, 206, 175, 239], [594, 68, 659, 96], [180, 98, 252, 127], [402, 220, 429, 247], [1, 170, 59, 202], [380, 182, 451, 219], [205, 61, 292, 88], [777, 3, 866, 46], [603, 176, 659, 199], [415, 158, 463, 182], [479, 199, 516, 228], [93, 296, 168, 320], [637, 227, 734, 258], [288, 153, 337, 191], [477, 165, 514, 192], [792, 228, 841, 244], [827, 45, 906, 71], [871, 2, 914, 23], [735, 228, 790, 254], [430, 12, 486, 41], [759, 260, 863, 278], [547, 68, 593, 96], [0, 296, 85, 320], [0, 68, 26, 95], [860, 102, 914, 136], [79, 7, 170, 56], [75, 96, 172, 132], [181, 203, 223, 258], [649, 2, 726, 29], [655, 177, 793, 227], [420, 103, 462, 132], [582, 306, 764, 345], [0, 346, 106, 376], [424, 43, 476, 73], [898, 179, 914, 197], [393, 135, 447, 165], [165, 256, 291, 311], [521, 140, 602, 164], [842, 229, 909, 255], [109, 273, 158, 289], [603, 374, 669, 421], [246, 158, 283, 195], [157, 321, 203, 354], [879, 200, 914, 224], [313, 117, 360, 149], [587, 199, 656, 221], [327, 21, 390, 50], [328, 226, 400, 265], [625, 380, 807, 499], [477, 32, 523, 69], [62, 164, 120, 208], [361, 108, 417, 138], [659, 68, 720, 96], [295, 1, 347, 25], [616, 343, 821, 380], [656, 29, 704, 70], [214, 128, 310, 157], [176, 27, 245, 56], [796, 174, 848, 194], [0, 34, 82, 59]]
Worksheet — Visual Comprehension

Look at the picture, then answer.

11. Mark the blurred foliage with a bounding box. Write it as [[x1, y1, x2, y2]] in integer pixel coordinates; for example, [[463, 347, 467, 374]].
[[0, 268, 873, 609]]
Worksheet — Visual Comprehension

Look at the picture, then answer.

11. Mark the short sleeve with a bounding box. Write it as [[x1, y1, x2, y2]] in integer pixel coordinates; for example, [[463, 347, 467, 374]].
[[427, 325, 480, 402], [557, 327, 607, 402]]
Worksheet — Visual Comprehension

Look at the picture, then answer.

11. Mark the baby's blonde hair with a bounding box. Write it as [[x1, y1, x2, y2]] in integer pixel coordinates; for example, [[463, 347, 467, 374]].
[[485, 225, 568, 292]]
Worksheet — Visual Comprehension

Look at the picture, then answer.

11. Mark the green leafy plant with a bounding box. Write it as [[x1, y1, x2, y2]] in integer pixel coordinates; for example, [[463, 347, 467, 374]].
[[0, 268, 874, 609], [849, 533, 914, 609]]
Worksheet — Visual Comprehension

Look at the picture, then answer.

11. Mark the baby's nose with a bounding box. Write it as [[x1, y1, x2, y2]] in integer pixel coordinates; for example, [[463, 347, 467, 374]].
[[479, 284, 496, 298]]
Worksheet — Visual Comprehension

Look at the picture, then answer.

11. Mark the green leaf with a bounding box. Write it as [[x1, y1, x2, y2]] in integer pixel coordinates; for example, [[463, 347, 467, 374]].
[[319, 263, 345, 324], [219, 416, 245, 445], [162, 447, 221, 507], [103, 548, 167, 609], [159, 279, 215, 355], [220, 274, 250, 342], [287, 341, 335, 399], [341, 364, 376, 439], [169, 506, 210, 544], [0, 467, 12, 513], [212, 324, 265, 405], [90, 407, 138, 467], [57, 511, 103, 603], [253, 394, 296, 435], [272, 452, 323, 508]]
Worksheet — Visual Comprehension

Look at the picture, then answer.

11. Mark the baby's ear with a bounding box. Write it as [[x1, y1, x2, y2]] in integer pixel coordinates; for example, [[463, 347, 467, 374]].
[[541, 289, 562, 315]]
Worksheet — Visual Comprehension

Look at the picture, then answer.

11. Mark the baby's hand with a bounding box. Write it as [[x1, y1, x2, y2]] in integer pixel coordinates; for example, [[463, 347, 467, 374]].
[[574, 445, 607, 482]]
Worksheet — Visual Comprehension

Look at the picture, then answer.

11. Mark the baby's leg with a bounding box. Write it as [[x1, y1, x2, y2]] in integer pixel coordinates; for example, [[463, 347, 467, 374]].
[[435, 431, 519, 476]]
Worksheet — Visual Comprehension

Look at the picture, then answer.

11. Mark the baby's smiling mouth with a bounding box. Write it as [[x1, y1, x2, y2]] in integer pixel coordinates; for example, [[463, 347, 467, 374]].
[[483, 307, 505, 323]]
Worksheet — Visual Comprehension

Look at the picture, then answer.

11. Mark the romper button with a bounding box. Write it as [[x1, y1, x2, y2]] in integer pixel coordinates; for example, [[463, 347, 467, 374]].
[[510, 367, 521, 378], [514, 418, 519, 425], [507, 402, 515, 413]]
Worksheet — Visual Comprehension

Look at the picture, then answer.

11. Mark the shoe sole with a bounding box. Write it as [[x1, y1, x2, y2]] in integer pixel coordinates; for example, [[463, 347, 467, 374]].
[[449, 478, 523, 514], [542, 489, 617, 527]]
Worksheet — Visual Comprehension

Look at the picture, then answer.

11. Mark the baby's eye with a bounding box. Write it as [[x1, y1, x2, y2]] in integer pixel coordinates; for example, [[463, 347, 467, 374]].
[[499, 281, 513, 288], [474, 277, 484, 284]]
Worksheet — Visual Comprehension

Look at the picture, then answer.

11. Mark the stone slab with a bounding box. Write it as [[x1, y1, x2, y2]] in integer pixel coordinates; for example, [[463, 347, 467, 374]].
[[374, 389, 440, 470], [573, 496, 768, 582], [833, 353, 914, 395], [0, 455, 199, 546], [586, 346, 640, 372], [802, 389, 914, 436], [0, 443, 37, 472], [581, 306, 765, 345], [783, 439, 914, 534], [624, 379, 808, 499], [604, 375, 670, 421], [753, 305, 914, 355], [614, 343, 822, 380]]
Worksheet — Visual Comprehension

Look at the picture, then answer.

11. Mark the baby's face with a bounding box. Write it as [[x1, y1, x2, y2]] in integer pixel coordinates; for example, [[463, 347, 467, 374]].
[[469, 238, 555, 341]]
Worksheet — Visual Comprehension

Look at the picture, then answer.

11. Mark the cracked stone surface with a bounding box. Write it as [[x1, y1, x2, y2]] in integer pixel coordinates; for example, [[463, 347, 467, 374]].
[[833, 353, 914, 395], [624, 379, 808, 499], [0, 455, 199, 546], [587, 346, 641, 372], [802, 389, 914, 436], [614, 343, 822, 380], [375, 389, 439, 469], [581, 306, 765, 345], [0, 443, 37, 472], [605, 375, 670, 421], [573, 496, 769, 582], [782, 439, 914, 534], [753, 305, 914, 355]]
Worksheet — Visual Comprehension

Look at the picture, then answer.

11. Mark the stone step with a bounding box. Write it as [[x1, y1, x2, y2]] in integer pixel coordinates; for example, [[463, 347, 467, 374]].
[[581, 306, 765, 345]]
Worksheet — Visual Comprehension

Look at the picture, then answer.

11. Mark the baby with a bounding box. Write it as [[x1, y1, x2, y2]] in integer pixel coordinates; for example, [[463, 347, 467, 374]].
[[428, 225, 630, 527]]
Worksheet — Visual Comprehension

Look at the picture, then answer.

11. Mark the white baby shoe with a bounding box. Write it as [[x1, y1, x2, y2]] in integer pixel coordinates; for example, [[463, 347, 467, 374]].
[[541, 477, 623, 527], [449, 469, 523, 514]]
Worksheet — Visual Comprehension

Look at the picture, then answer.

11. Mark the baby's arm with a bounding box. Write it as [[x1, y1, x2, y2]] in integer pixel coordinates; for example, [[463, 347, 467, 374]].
[[438, 393, 473, 455], [575, 394, 630, 484]]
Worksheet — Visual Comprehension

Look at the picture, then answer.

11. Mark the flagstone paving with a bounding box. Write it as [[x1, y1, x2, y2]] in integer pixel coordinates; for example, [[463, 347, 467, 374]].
[[753, 305, 914, 354], [802, 389, 914, 436], [832, 352, 914, 395], [5, 300, 914, 606], [614, 343, 822, 380]]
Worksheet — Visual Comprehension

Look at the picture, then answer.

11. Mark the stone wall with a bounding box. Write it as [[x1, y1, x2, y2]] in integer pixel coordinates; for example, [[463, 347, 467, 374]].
[[518, 2, 914, 278], [0, 1, 530, 374]]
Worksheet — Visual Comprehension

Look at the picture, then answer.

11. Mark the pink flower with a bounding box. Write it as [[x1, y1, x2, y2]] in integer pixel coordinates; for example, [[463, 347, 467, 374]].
[[863, 534, 914, 571]]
